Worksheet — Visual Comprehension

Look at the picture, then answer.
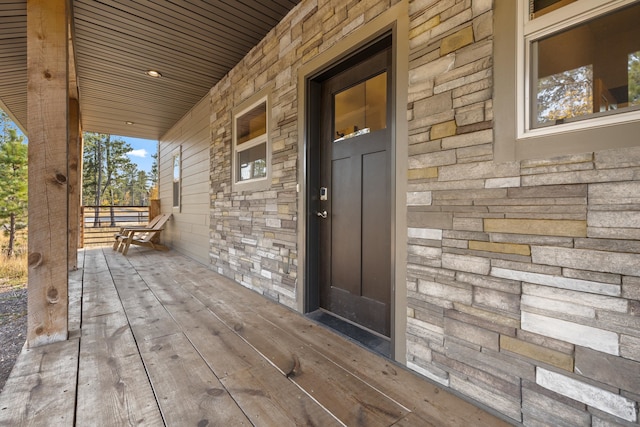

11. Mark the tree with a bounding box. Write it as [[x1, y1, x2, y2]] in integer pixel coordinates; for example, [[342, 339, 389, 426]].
[[629, 51, 640, 107], [536, 65, 593, 125], [0, 111, 28, 256], [82, 132, 144, 226]]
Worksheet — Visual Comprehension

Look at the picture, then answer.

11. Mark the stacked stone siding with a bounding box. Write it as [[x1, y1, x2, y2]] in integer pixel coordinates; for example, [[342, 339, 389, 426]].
[[202, 0, 640, 424], [406, 0, 640, 425]]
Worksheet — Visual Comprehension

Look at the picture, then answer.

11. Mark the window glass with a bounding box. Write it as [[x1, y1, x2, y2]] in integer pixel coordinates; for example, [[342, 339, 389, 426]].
[[172, 151, 180, 208], [531, 3, 640, 128], [334, 72, 387, 142], [237, 102, 266, 145], [237, 143, 266, 182]]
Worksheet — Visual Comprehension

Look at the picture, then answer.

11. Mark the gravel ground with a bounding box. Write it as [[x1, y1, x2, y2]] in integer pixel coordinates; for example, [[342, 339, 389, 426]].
[[0, 286, 27, 393]]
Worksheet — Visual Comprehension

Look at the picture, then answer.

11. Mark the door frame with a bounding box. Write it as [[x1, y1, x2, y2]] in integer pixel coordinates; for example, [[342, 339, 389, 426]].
[[296, 0, 409, 362]]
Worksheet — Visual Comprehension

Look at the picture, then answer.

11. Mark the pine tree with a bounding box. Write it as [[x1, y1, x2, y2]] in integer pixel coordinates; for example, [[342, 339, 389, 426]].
[[0, 111, 28, 256]]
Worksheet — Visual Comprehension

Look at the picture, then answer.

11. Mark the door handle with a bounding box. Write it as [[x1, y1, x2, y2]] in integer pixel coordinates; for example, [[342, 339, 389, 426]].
[[316, 210, 327, 219]]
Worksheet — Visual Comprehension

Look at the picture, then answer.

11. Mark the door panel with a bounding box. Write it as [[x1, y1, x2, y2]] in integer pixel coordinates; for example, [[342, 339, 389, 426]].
[[317, 45, 392, 337]]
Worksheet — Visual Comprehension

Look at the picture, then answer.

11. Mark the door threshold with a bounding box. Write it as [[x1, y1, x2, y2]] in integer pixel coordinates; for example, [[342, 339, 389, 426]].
[[307, 309, 390, 358]]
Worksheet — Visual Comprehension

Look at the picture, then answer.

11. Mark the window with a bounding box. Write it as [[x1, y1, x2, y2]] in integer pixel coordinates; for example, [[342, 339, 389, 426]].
[[493, 1, 640, 161], [334, 72, 387, 142], [521, 0, 640, 135], [172, 148, 181, 209], [232, 91, 271, 191]]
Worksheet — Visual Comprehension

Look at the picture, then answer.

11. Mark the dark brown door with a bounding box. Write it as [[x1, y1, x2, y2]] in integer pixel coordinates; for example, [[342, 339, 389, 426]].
[[317, 46, 392, 337]]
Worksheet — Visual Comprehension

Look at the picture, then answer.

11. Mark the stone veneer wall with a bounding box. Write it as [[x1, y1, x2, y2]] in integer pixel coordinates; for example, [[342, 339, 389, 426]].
[[206, 0, 640, 424], [405, 0, 640, 425], [209, 0, 404, 309]]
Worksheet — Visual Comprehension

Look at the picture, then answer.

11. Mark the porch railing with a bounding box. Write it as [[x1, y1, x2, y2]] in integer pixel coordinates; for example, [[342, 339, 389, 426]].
[[81, 205, 149, 247]]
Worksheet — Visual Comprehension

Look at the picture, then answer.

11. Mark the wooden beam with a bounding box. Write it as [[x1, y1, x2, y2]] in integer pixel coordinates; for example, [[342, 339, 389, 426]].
[[68, 97, 80, 270], [27, 0, 70, 346]]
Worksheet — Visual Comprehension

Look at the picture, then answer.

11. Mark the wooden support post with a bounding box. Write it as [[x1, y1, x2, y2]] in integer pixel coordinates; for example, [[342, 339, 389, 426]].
[[68, 98, 80, 270], [27, 0, 70, 346]]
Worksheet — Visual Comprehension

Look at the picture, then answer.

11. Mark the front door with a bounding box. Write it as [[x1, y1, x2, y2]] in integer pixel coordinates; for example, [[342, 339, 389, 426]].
[[316, 45, 392, 337]]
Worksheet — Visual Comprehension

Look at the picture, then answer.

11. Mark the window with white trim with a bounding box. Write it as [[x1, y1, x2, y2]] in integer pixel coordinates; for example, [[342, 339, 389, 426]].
[[519, 0, 640, 138], [232, 93, 271, 191], [172, 147, 181, 210]]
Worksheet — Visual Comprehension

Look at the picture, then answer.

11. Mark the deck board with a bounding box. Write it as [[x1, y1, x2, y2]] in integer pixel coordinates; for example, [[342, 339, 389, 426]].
[[0, 247, 514, 426], [0, 339, 79, 426]]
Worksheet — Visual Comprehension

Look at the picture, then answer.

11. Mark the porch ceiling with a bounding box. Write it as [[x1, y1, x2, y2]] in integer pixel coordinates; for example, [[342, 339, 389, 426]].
[[0, 0, 299, 140]]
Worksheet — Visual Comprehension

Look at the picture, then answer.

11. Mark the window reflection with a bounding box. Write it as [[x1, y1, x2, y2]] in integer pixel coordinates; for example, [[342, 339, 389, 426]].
[[532, 3, 640, 127], [334, 72, 387, 142]]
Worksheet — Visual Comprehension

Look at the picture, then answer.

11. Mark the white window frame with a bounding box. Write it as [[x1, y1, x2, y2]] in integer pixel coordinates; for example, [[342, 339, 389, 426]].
[[172, 146, 181, 211], [517, 0, 640, 140], [232, 89, 271, 192]]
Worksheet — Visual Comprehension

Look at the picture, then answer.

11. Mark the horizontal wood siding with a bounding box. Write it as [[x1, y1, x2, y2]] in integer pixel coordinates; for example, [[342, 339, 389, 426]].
[[159, 95, 210, 265]]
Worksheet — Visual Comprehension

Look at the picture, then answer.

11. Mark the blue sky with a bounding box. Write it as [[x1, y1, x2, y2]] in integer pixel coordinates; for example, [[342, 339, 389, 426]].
[[117, 136, 157, 174]]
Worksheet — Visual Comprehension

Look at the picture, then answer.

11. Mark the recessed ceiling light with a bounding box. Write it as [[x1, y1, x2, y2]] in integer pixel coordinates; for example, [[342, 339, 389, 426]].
[[125, 121, 134, 125], [146, 70, 162, 78]]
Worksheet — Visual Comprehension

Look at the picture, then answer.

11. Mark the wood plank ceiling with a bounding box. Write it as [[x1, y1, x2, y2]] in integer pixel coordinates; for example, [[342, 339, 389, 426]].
[[0, 0, 300, 140]]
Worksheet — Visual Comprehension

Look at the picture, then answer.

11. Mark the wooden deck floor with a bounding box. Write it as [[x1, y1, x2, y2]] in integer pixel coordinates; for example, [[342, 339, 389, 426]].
[[0, 247, 513, 426]]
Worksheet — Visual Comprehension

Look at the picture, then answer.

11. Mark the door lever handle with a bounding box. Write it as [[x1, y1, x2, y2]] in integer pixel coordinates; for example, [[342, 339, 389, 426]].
[[316, 210, 327, 219]]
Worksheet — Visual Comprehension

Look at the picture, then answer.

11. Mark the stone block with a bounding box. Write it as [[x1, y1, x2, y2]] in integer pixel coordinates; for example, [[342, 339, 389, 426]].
[[574, 237, 640, 255], [594, 146, 640, 170], [418, 279, 472, 304], [588, 227, 640, 241], [408, 149, 456, 168], [517, 329, 575, 354], [442, 127, 492, 149], [588, 211, 640, 228], [501, 336, 574, 372], [484, 218, 587, 237], [438, 160, 520, 181], [407, 211, 453, 229], [563, 267, 621, 286], [451, 217, 482, 233], [409, 53, 455, 85], [485, 177, 521, 188], [472, 10, 492, 40], [620, 335, 640, 362], [521, 168, 636, 187], [444, 316, 499, 350], [442, 252, 490, 275], [522, 311, 619, 356], [531, 246, 640, 277], [406, 360, 450, 387], [430, 120, 457, 139], [623, 276, 640, 300], [455, 102, 484, 126], [521, 294, 595, 318], [522, 386, 592, 427], [453, 302, 520, 328], [491, 233, 575, 248], [469, 241, 530, 256], [457, 271, 521, 294], [589, 181, 640, 205], [523, 283, 628, 313], [408, 245, 442, 260], [507, 184, 587, 199], [433, 352, 520, 397], [474, 287, 521, 314], [449, 374, 522, 421], [491, 267, 621, 297], [472, 0, 492, 16], [407, 191, 432, 206], [408, 227, 443, 240], [408, 167, 438, 180], [414, 91, 453, 117], [536, 368, 637, 422], [575, 346, 640, 395]]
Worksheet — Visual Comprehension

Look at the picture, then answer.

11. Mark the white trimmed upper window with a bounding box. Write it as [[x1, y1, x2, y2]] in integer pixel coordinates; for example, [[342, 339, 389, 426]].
[[518, 0, 640, 138], [172, 147, 181, 210], [232, 92, 271, 191]]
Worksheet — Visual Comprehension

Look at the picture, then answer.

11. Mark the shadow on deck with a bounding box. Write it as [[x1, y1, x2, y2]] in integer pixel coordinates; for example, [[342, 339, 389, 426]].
[[0, 247, 513, 426]]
